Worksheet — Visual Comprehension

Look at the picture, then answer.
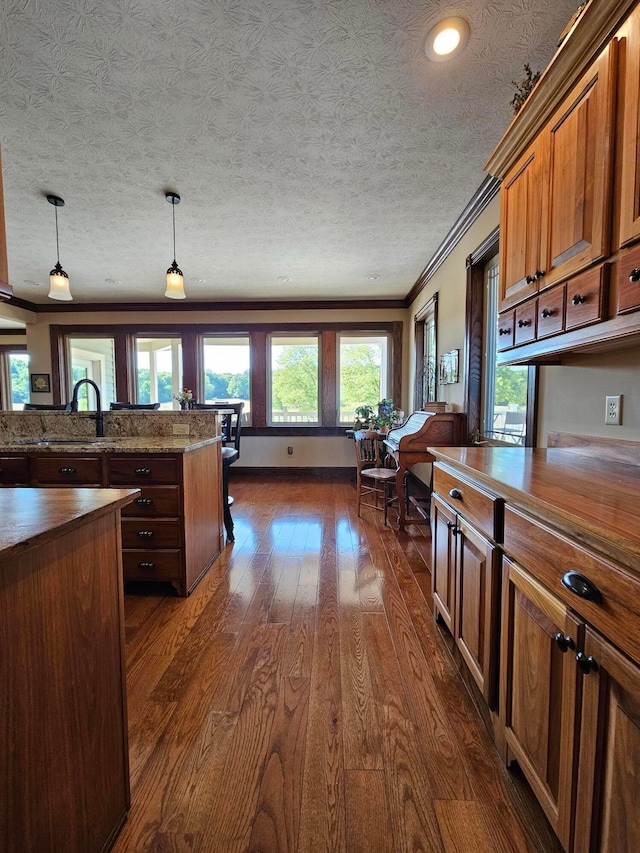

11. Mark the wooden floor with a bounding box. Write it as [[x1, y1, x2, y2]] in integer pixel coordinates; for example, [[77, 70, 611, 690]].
[[113, 472, 561, 853]]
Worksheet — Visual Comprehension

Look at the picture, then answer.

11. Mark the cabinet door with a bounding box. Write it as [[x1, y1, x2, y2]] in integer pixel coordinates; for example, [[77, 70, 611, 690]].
[[619, 7, 640, 247], [499, 141, 548, 310], [500, 558, 583, 850], [431, 494, 456, 632], [454, 518, 499, 709], [574, 627, 640, 853], [544, 41, 616, 288]]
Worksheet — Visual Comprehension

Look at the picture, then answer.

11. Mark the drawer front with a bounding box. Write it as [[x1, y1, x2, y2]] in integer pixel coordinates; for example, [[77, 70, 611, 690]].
[[514, 301, 536, 346], [433, 464, 504, 542], [121, 486, 181, 518], [121, 518, 182, 549], [616, 243, 640, 314], [0, 456, 29, 485], [503, 506, 640, 663], [30, 455, 103, 485], [108, 456, 179, 485], [122, 549, 182, 581], [565, 265, 608, 330], [497, 310, 515, 350], [536, 285, 565, 339]]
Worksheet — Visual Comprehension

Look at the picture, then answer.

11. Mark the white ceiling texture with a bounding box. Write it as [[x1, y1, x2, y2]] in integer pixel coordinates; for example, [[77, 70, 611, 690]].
[[0, 0, 580, 306]]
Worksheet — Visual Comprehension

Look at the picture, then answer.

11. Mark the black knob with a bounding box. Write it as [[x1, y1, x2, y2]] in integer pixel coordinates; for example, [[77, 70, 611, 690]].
[[136, 497, 153, 505], [526, 274, 536, 284], [446, 521, 459, 535], [517, 319, 531, 328], [136, 530, 154, 538], [576, 652, 598, 675], [561, 571, 603, 604], [535, 269, 546, 279], [571, 294, 586, 305], [448, 488, 462, 500], [58, 466, 76, 474], [138, 561, 155, 569], [499, 328, 510, 336], [541, 308, 554, 318], [554, 632, 574, 653], [134, 467, 152, 475], [629, 268, 640, 283]]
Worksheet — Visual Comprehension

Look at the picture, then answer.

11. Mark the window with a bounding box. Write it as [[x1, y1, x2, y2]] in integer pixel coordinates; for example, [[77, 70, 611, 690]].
[[0, 348, 29, 410], [201, 336, 250, 421], [67, 337, 116, 409], [337, 333, 390, 424], [414, 294, 438, 409], [482, 256, 530, 445], [136, 337, 183, 409], [269, 335, 319, 424]]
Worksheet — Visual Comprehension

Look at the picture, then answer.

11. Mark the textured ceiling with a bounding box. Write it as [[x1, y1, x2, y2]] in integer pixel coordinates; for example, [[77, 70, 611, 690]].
[[0, 0, 580, 306]]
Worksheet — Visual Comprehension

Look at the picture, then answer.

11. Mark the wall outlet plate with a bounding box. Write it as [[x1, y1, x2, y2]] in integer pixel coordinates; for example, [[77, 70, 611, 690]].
[[605, 395, 622, 425], [173, 423, 190, 435]]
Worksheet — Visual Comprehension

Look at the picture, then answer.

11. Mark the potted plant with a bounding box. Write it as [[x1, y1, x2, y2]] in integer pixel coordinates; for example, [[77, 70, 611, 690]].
[[353, 404, 375, 430]]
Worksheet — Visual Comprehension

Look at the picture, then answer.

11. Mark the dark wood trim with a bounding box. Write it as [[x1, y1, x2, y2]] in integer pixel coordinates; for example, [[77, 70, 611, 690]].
[[413, 294, 438, 410], [525, 365, 539, 448], [464, 230, 499, 440], [45, 321, 397, 335], [113, 332, 132, 403], [243, 426, 352, 437], [231, 466, 353, 477], [181, 329, 198, 399], [12, 298, 406, 313], [392, 321, 403, 407], [3, 295, 35, 311], [0, 343, 27, 352], [406, 176, 501, 306], [250, 330, 267, 428], [321, 330, 337, 426], [0, 329, 27, 337], [50, 325, 65, 403]]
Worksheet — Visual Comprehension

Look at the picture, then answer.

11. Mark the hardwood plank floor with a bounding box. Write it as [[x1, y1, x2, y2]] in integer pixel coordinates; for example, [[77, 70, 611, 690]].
[[113, 472, 561, 853]]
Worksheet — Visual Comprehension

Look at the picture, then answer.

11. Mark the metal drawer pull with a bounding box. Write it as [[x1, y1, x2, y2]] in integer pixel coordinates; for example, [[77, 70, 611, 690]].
[[571, 294, 586, 305], [134, 467, 152, 475], [629, 268, 640, 282], [136, 497, 153, 505], [446, 521, 459, 535], [59, 466, 77, 474], [561, 571, 603, 604], [535, 269, 545, 279], [448, 488, 462, 500], [541, 308, 554, 318], [136, 530, 154, 538], [554, 632, 574, 653], [498, 327, 511, 336], [576, 652, 598, 675], [138, 561, 155, 569], [517, 319, 531, 328]]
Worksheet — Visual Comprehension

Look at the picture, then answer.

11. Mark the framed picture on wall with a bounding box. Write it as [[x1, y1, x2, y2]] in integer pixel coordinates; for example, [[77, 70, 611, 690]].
[[439, 350, 459, 385], [30, 373, 51, 393]]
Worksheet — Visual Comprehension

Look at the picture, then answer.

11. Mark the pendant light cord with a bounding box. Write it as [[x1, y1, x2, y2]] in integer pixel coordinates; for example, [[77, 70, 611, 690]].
[[54, 204, 61, 264], [172, 201, 177, 263]]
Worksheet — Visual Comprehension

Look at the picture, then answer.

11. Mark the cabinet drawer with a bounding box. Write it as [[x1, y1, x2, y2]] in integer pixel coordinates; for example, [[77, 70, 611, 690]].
[[433, 464, 504, 542], [503, 506, 640, 663], [108, 456, 179, 485], [121, 518, 182, 549], [122, 549, 182, 581], [565, 265, 608, 330], [121, 486, 181, 518], [30, 455, 103, 485], [0, 456, 29, 485], [514, 302, 536, 345], [536, 285, 565, 338], [497, 310, 515, 350], [616, 243, 640, 314]]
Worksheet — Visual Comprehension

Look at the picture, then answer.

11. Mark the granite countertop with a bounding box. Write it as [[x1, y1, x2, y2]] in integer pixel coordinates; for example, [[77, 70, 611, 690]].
[[0, 436, 220, 453], [0, 488, 139, 562], [428, 446, 640, 574]]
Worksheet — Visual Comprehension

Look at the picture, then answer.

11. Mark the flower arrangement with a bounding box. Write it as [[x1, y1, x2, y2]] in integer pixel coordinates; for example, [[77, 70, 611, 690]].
[[174, 388, 194, 408]]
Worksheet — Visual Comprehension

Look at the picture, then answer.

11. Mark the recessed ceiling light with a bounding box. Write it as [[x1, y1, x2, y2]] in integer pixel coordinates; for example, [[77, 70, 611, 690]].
[[104, 278, 122, 285], [190, 277, 207, 284], [277, 276, 291, 282], [425, 17, 469, 62]]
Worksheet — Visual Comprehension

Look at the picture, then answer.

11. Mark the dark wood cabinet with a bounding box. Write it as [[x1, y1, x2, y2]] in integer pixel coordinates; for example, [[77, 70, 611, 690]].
[[0, 455, 28, 484]]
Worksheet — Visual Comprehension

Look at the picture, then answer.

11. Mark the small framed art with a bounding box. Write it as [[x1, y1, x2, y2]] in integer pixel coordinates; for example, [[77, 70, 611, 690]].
[[30, 373, 51, 393]]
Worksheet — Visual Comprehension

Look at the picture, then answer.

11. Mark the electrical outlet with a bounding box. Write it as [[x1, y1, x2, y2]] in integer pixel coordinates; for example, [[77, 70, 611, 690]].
[[605, 395, 622, 426], [173, 423, 190, 435]]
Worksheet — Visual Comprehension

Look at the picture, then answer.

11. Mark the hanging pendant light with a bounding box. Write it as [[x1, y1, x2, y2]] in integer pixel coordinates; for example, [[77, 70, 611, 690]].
[[165, 191, 186, 299], [47, 194, 72, 301]]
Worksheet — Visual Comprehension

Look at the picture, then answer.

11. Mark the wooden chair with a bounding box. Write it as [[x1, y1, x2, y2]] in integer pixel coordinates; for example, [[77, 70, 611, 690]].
[[354, 430, 396, 526], [109, 402, 160, 410]]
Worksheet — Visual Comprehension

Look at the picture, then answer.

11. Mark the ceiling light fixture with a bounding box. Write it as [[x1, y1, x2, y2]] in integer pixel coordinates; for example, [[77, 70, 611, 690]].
[[425, 17, 469, 62], [47, 194, 72, 301], [165, 191, 186, 300], [367, 275, 380, 281], [277, 276, 291, 282]]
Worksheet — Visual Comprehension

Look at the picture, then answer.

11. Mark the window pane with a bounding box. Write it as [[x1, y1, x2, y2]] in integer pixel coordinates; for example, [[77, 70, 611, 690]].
[[9, 353, 30, 410], [483, 257, 528, 444], [136, 337, 183, 410], [270, 335, 318, 424], [338, 334, 389, 424], [202, 336, 250, 422], [68, 337, 115, 409]]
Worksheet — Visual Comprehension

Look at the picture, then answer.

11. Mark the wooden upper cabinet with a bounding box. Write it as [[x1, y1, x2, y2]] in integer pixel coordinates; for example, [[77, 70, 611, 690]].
[[499, 140, 548, 311], [619, 6, 640, 247], [544, 40, 617, 288]]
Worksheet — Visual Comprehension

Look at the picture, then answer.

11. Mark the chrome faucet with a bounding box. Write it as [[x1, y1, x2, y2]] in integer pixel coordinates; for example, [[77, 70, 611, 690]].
[[70, 378, 104, 437]]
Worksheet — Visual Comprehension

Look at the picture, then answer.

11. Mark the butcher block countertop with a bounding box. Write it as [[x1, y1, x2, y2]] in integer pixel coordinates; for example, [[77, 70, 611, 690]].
[[428, 446, 640, 575], [0, 487, 138, 563], [0, 436, 219, 453]]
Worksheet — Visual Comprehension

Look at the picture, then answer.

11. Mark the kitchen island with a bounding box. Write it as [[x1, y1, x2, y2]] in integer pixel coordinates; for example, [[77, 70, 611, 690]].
[[0, 487, 137, 853]]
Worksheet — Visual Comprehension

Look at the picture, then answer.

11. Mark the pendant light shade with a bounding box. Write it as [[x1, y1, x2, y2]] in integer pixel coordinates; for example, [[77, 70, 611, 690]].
[[165, 192, 186, 299], [47, 195, 72, 301]]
